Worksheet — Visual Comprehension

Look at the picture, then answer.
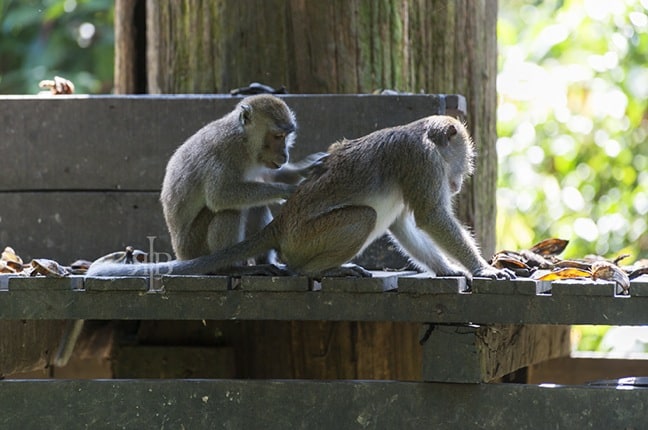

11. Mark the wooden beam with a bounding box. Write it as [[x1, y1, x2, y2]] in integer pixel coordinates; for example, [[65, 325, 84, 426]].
[[0, 379, 646, 429], [0, 275, 647, 325], [0, 320, 67, 377], [421, 324, 570, 382], [529, 355, 648, 385]]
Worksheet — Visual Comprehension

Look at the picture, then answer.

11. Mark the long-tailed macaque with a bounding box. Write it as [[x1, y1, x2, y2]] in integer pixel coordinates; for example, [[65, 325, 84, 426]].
[[160, 94, 300, 263], [88, 115, 513, 281]]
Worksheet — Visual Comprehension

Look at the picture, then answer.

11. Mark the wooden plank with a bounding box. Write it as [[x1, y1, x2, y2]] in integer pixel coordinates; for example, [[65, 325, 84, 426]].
[[85, 276, 149, 292], [160, 275, 230, 292], [472, 278, 545, 295], [528, 355, 648, 385], [397, 274, 466, 294], [420, 324, 570, 382], [0, 94, 459, 191], [8, 276, 79, 291], [420, 324, 482, 382], [238, 275, 310, 292], [320, 271, 405, 292], [112, 346, 236, 379], [2, 278, 648, 324], [629, 275, 648, 296], [0, 192, 169, 263], [0, 379, 647, 429], [551, 280, 616, 296], [0, 320, 67, 376]]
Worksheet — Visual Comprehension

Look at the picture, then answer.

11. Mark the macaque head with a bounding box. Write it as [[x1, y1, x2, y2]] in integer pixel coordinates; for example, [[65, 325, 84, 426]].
[[238, 94, 297, 169], [426, 117, 475, 195]]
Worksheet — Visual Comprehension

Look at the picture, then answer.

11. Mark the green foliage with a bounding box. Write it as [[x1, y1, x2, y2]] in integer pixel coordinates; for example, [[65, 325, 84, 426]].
[[0, 0, 114, 94], [497, 0, 648, 261], [572, 325, 612, 352]]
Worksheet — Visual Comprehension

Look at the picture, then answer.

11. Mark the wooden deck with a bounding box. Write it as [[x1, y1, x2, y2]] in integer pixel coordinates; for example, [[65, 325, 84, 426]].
[[0, 273, 646, 325]]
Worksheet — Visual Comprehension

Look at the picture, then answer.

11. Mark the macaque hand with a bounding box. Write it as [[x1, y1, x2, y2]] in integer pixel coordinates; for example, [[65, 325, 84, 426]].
[[294, 152, 328, 178], [473, 266, 516, 280], [269, 152, 328, 184]]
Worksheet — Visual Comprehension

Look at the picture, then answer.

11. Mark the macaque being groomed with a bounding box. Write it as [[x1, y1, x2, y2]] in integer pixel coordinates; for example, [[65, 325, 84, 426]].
[[88, 115, 514, 281]]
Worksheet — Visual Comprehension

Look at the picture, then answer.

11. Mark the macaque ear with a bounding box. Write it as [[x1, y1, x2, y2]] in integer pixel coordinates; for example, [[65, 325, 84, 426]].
[[447, 124, 457, 138], [239, 103, 252, 126]]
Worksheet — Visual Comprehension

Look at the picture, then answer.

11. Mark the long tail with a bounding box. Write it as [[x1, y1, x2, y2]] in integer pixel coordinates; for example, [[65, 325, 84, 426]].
[[86, 223, 279, 277]]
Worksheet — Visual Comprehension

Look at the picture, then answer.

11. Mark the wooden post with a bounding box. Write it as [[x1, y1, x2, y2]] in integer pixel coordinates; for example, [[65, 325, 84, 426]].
[[421, 324, 571, 383]]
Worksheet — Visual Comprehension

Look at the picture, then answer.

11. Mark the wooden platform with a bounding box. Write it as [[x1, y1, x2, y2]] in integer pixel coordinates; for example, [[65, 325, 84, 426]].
[[0, 274, 647, 428], [2, 94, 647, 429], [0, 274, 646, 324], [1, 379, 646, 429]]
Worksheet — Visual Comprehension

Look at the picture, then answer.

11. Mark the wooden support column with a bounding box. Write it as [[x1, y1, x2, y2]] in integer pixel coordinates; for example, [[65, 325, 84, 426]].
[[421, 324, 572, 383]]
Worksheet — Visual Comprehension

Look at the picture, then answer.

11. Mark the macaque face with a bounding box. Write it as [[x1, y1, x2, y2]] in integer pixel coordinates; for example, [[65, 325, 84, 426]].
[[260, 130, 291, 169]]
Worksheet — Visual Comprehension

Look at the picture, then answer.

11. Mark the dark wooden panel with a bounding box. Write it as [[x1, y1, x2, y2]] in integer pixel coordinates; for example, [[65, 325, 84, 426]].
[[0, 191, 409, 269], [0, 192, 169, 262], [1, 275, 648, 325], [0, 379, 647, 429], [528, 355, 648, 385], [0, 320, 67, 376], [112, 346, 236, 379], [0, 94, 457, 191]]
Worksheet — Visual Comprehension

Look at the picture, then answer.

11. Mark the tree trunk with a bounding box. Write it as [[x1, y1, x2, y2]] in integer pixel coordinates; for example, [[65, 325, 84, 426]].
[[117, 0, 499, 380], [114, 0, 147, 94]]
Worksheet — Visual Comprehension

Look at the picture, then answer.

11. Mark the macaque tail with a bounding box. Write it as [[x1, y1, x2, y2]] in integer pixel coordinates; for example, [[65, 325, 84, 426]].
[[86, 222, 279, 277]]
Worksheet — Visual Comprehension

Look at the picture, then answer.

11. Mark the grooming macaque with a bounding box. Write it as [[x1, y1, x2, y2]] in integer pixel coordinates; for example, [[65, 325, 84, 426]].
[[101, 94, 314, 274], [160, 94, 303, 263], [88, 115, 513, 281]]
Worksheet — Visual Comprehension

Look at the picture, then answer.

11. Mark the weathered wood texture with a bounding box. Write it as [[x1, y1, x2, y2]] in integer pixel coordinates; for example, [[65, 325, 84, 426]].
[[113, 346, 236, 379], [114, 0, 147, 93], [528, 355, 648, 385], [145, 0, 498, 256], [2, 275, 646, 325], [2, 379, 648, 429], [0, 320, 67, 377], [422, 324, 570, 382]]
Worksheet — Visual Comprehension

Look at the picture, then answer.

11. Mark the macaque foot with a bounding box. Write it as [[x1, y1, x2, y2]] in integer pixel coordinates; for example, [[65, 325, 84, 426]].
[[435, 267, 470, 278], [315, 264, 372, 279], [209, 264, 292, 277], [473, 266, 516, 280]]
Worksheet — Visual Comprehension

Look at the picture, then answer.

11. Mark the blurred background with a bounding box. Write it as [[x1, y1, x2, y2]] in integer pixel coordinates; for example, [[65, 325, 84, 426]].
[[1, 0, 647, 353]]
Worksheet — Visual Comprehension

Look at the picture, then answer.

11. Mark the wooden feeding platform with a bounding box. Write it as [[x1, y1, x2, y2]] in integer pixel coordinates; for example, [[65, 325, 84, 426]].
[[1, 94, 647, 429], [0, 273, 647, 428]]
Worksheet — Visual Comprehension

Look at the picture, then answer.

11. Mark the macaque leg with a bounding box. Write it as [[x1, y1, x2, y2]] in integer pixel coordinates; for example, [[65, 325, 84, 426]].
[[245, 206, 278, 265], [207, 209, 245, 256], [282, 206, 376, 277], [207, 208, 288, 276], [388, 213, 468, 277], [174, 208, 212, 260]]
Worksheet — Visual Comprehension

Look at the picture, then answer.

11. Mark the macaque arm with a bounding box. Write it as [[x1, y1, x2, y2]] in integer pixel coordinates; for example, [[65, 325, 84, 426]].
[[207, 181, 295, 211], [388, 212, 467, 276], [415, 208, 507, 279], [265, 152, 328, 184]]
